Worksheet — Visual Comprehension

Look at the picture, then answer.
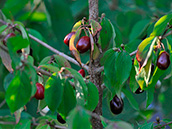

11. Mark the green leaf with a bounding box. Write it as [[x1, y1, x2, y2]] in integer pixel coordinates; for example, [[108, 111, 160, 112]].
[[54, 55, 71, 68], [85, 81, 99, 111], [147, 67, 165, 89], [129, 19, 150, 40], [24, 63, 37, 96], [135, 37, 158, 89], [104, 49, 132, 96], [129, 65, 140, 92], [7, 35, 30, 52], [105, 121, 133, 129], [146, 87, 155, 108], [14, 119, 31, 129], [67, 107, 91, 129], [58, 80, 76, 118], [122, 89, 139, 110], [72, 20, 82, 32], [45, 73, 64, 112], [27, 28, 48, 63], [151, 13, 172, 36], [90, 19, 102, 37], [5, 71, 32, 113], [3, 73, 14, 91], [2, 0, 29, 16], [99, 17, 113, 51], [36, 124, 51, 129], [0, 25, 7, 34], [136, 36, 155, 67], [139, 122, 153, 129], [65, 67, 88, 106], [39, 64, 60, 73]]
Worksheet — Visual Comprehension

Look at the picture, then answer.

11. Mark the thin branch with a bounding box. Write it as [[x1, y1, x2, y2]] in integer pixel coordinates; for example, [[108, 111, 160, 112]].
[[28, 34, 90, 72], [129, 50, 137, 57], [0, 100, 6, 108], [161, 30, 172, 40], [0, 121, 16, 125], [154, 121, 172, 129], [33, 66, 52, 76]]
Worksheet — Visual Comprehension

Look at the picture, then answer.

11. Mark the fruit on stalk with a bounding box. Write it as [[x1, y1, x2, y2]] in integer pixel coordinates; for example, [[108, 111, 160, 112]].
[[34, 83, 45, 100], [157, 51, 170, 70], [78, 69, 85, 77], [76, 36, 91, 53], [110, 95, 124, 115], [64, 32, 75, 46]]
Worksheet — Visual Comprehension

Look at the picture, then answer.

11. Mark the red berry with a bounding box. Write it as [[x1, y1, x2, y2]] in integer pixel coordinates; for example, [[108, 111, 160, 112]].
[[76, 36, 91, 53], [3, 33, 16, 45], [110, 95, 124, 115], [64, 32, 75, 46], [157, 51, 170, 70], [34, 83, 45, 100], [78, 69, 85, 77]]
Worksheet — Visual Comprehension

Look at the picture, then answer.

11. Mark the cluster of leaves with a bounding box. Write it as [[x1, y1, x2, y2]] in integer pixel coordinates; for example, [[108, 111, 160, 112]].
[[1, 0, 172, 129]]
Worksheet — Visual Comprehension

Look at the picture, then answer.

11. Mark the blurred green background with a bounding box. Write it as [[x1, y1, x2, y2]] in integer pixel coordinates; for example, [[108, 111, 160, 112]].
[[0, 0, 172, 128]]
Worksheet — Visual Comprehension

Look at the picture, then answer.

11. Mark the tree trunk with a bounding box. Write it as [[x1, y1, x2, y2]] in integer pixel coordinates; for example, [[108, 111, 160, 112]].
[[89, 0, 103, 129]]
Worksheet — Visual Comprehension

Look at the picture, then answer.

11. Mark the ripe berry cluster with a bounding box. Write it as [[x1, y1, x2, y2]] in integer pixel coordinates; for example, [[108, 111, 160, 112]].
[[64, 32, 91, 54]]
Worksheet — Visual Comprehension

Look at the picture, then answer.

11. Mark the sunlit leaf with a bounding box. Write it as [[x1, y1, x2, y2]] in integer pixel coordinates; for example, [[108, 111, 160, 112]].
[[5, 71, 32, 113], [85, 81, 99, 111], [104, 49, 132, 96], [58, 80, 76, 118], [45, 73, 64, 112], [65, 67, 88, 106], [151, 13, 172, 36]]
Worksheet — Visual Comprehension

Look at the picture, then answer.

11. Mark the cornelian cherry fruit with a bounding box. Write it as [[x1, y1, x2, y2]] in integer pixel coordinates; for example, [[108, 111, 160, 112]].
[[34, 83, 45, 100], [76, 36, 91, 53], [64, 32, 75, 46]]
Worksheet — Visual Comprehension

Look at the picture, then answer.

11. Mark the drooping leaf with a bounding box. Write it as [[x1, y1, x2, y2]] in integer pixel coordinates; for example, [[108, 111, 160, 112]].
[[90, 19, 102, 37], [14, 107, 24, 124], [69, 32, 82, 67], [104, 49, 132, 96], [122, 89, 139, 110], [65, 67, 88, 106], [0, 43, 13, 72], [151, 13, 172, 36], [85, 81, 99, 111], [5, 71, 32, 113], [72, 20, 82, 32], [45, 73, 64, 112], [99, 17, 113, 51], [129, 65, 140, 92], [58, 80, 76, 118], [129, 19, 150, 40], [146, 87, 155, 108], [67, 107, 91, 129], [136, 36, 155, 68]]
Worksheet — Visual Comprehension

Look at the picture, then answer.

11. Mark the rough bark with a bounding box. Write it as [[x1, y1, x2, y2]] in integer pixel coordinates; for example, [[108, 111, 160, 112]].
[[89, 0, 103, 129]]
